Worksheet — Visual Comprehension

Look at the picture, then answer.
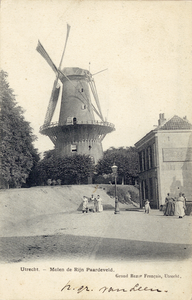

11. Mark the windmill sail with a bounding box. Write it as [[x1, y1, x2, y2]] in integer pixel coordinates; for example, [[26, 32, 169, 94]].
[[89, 78, 104, 122], [36, 41, 61, 124], [44, 80, 61, 125], [58, 24, 71, 70], [37, 24, 71, 125], [36, 41, 58, 74]]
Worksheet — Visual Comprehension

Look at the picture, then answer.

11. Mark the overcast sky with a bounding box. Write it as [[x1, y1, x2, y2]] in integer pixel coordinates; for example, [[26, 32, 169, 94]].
[[1, 0, 192, 155]]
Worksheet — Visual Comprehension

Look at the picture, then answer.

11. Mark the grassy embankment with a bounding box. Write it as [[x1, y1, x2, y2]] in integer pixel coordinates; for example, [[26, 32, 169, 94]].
[[0, 184, 139, 235]]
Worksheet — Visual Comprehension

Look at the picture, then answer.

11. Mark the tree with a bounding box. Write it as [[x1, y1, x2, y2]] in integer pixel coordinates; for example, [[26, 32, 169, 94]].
[[33, 153, 94, 186], [96, 146, 139, 184], [0, 70, 39, 188]]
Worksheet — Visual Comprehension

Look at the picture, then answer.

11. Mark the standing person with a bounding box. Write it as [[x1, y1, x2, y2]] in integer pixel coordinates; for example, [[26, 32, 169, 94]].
[[89, 194, 95, 212], [97, 195, 103, 212], [164, 194, 169, 215], [94, 195, 98, 212], [182, 193, 187, 213], [175, 193, 185, 218], [52, 179, 56, 186], [82, 196, 88, 213], [164, 193, 175, 216], [144, 199, 150, 214], [47, 179, 52, 186]]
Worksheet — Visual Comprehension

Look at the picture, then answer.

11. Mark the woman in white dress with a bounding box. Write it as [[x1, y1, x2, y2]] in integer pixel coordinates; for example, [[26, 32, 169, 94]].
[[175, 193, 185, 218], [82, 196, 88, 213], [97, 195, 103, 212]]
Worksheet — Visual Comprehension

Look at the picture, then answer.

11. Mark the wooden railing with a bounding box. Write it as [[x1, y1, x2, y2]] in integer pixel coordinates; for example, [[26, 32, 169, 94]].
[[40, 120, 115, 132]]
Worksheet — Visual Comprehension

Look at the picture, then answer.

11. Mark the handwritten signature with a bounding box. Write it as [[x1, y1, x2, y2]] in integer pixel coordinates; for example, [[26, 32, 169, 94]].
[[61, 281, 168, 294]]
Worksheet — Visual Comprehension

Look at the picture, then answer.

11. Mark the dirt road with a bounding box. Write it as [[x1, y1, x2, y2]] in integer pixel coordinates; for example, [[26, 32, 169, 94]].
[[0, 209, 191, 263]]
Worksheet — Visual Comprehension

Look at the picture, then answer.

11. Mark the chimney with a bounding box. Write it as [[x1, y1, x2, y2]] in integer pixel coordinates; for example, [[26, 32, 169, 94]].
[[158, 113, 166, 126], [183, 116, 187, 120]]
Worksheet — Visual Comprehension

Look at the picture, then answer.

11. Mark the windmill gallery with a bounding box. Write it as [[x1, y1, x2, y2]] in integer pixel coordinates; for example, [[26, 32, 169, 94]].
[[36, 24, 115, 164]]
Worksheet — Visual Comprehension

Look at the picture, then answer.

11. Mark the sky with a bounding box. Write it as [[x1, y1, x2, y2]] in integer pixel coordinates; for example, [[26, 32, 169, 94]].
[[1, 0, 192, 155]]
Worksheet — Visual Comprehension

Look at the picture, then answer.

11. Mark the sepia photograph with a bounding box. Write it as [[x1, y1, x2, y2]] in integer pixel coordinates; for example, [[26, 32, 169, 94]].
[[1, 0, 192, 299]]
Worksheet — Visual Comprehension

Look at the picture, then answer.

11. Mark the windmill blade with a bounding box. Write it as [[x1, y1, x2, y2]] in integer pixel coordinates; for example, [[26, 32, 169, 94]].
[[89, 79, 104, 122], [44, 79, 61, 125], [36, 41, 58, 74], [38, 24, 71, 125], [58, 24, 71, 70], [92, 68, 108, 76], [92, 79, 103, 118], [91, 104, 103, 120]]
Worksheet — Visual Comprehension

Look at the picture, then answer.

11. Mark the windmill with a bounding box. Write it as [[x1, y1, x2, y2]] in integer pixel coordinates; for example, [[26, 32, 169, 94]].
[[37, 24, 115, 164]]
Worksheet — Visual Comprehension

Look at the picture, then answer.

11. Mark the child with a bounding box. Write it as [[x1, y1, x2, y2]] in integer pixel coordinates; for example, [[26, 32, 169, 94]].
[[145, 199, 150, 214], [82, 196, 88, 213]]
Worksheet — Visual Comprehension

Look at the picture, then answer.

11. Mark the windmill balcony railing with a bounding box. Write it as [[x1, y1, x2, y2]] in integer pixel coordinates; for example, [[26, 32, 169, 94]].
[[40, 120, 115, 132]]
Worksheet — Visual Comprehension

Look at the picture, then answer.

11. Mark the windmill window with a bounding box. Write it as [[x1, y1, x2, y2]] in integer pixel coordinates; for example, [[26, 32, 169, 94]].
[[81, 104, 87, 110], [81, 88, 84, 92], [71, 144, 77, 152], [73, 117, 77, 125], [66, 117, 73, 125]]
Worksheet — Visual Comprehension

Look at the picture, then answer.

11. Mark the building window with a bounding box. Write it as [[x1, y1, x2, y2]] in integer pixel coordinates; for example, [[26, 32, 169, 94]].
[[141, 151, 145, 171], [146, 149, 149, 170], [152, 143, 156, 167], [145, 149, 148, 170], [145, 179, 148, 199], [142, 180, 145, 200], [139, 152, 142, 172], [148, 146, 152, 169], [149, 178, 153, 200], [155, 177, 158, 204], [71, 144, 77, 152]]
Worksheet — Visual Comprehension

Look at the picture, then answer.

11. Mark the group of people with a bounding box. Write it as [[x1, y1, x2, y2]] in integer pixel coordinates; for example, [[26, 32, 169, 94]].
[[47, 178, 61, 186], [82, 194, 103, 213], [144, 192, 187, 218], [164, 192, 187, 218]]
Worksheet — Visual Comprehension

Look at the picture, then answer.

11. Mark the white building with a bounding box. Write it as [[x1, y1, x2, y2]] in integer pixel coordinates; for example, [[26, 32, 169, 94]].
[[135, 114, 192, 208]]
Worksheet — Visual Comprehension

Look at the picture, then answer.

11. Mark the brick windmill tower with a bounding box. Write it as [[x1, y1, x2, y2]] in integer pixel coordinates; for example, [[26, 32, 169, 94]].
[[37, 25, 115, 164]]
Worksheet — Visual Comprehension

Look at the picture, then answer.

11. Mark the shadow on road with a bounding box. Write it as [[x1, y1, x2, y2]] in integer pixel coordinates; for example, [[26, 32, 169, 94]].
[[0, 233, 191, 263]]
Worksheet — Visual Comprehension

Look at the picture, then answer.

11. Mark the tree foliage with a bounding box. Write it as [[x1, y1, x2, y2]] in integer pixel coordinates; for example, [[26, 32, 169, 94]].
[[95, 146, 139, 184], [33, 151, 94, 186], [0, 70, 39, 188]]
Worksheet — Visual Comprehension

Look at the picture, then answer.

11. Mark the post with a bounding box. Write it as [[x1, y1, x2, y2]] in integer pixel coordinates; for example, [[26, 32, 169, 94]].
[[115, 175, 117, 199], [111, 164, 120, 214], [114, 174, 120, 214]]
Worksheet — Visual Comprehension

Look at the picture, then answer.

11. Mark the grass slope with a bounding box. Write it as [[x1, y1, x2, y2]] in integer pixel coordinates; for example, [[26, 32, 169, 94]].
[[0, 184, 139, 236]]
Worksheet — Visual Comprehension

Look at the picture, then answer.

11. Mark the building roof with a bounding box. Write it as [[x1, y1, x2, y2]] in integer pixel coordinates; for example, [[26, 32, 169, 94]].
[[135, 115, 192, 148], [157, 115, 192, 130]]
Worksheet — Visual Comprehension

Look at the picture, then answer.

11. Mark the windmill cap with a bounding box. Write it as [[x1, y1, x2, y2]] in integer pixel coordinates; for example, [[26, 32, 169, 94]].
[[61, 67, 91, 77]]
